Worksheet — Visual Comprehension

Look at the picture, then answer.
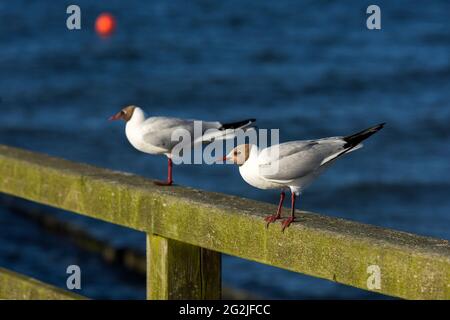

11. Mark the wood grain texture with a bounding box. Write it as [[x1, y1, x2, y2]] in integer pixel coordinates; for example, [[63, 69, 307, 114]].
[[0, 144, 449, 299], [0, 267, 86, 300], [147, 234, 221, 299]]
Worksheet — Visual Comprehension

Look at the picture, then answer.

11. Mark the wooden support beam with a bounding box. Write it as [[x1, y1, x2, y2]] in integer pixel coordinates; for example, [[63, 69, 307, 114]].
[[146, 234, 221, 299]]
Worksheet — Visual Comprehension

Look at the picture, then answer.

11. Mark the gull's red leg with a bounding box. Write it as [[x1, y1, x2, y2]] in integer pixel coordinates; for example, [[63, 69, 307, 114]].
[[282, 192, 297, 232], [168, 157, 173, 183], [154, 157, 173, 186], [265, 191, 285, 228]]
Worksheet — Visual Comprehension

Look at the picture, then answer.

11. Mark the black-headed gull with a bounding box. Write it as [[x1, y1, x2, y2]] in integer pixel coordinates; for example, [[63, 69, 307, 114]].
[[110, 105, 255, 186], [223, 123, 385, 231]]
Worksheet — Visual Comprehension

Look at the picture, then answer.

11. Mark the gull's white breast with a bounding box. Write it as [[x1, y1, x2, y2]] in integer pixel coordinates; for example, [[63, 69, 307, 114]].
[[125, 122, 167, 155], [238, 157, 282, 190]]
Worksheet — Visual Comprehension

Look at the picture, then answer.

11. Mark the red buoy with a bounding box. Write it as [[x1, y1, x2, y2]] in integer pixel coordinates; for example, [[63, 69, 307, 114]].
[[95, 13, 116, 37]]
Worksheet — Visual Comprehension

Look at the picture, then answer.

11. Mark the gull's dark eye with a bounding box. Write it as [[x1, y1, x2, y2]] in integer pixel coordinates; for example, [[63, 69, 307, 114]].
[[121, 110, 126, 115]]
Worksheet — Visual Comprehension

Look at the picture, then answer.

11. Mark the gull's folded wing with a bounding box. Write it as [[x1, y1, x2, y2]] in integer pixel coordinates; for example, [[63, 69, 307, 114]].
[[258, 138, 349, 182]]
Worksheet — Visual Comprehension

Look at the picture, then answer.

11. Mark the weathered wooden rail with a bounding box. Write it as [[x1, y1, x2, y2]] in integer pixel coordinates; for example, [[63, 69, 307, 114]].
[[0, 144, 449, 299]]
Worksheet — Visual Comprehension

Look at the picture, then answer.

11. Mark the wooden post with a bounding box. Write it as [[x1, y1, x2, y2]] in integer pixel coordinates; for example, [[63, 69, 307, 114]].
[[146, 234, 221, 300]]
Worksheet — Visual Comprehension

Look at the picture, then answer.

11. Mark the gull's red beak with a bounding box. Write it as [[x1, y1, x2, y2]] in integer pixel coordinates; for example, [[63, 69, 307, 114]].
[[216, 155, 228, 163], [108, 111, 122, 121]]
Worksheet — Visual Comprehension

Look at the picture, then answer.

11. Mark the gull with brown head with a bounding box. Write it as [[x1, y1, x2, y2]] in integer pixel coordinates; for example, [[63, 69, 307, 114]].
[[110, 105, 256, 186], [223, 123, 385, 231]]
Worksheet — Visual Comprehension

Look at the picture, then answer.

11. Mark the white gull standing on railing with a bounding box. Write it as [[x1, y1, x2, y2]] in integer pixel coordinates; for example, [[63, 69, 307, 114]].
[[222, 123, 385, 231], [110, 105, 255, 185]]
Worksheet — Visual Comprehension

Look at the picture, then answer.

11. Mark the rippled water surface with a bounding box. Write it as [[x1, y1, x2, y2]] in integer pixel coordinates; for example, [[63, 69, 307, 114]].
[[0, 1, 449, 299]]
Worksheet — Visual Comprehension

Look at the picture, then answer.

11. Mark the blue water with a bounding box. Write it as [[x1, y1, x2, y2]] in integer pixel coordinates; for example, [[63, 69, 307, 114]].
[[1, 0, 449, 299]]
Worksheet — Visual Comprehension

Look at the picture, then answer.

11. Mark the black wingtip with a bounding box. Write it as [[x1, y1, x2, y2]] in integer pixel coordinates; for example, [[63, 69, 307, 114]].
[[375, 122, 386, 129], [367, 122, 386, 133], [220, 118, 256, 130], [343, 122, 386, 148]]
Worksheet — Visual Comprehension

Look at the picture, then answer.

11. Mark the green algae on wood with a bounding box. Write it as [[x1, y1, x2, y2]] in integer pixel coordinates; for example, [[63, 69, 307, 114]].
[[147, 234, 221, 299], [0, 144, 449, 299], [0, 267, 86, 300]]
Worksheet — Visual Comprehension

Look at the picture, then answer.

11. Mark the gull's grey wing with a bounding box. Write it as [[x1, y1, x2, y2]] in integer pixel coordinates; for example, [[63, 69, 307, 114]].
[[141, 116, 221, 151], [258, 138, 348, 182], [142, 116, 222, 133]]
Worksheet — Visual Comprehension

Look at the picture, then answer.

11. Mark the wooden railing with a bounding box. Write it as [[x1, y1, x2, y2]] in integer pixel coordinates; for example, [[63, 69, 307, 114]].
[[0, 144, 449, 299]]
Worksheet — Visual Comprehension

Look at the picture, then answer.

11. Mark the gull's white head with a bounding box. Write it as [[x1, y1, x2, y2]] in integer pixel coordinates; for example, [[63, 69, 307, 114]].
[[223, 144, 251, 165], [108, 105, 137, 122]]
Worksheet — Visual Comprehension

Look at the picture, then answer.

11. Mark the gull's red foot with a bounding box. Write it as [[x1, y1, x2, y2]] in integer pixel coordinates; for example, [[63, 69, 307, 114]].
[[154, 180, 173, 186], [264, 214, 281, 228], [281, 217, 295, 232]]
